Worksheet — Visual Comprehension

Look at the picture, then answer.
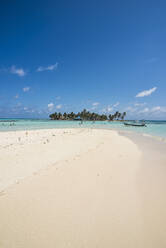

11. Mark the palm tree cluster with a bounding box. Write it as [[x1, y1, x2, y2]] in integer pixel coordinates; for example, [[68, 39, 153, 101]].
[[49, 109, 126, 121], [108, 111, 126, 121]]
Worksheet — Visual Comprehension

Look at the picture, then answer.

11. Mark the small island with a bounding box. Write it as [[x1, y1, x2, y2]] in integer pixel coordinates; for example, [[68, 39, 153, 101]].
[[49, 109, 126, 121]]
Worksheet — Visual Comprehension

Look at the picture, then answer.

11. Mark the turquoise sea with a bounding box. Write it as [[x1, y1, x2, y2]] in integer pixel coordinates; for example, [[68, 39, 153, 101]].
[[0, 119, 166, 139]]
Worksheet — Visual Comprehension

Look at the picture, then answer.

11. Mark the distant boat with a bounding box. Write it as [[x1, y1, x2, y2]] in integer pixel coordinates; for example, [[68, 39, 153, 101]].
[[124, 121, 146, 127]]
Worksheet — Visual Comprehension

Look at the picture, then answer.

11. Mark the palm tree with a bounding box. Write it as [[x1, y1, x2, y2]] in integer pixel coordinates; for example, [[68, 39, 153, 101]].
[[70, 112, 76, 119], [114, 111, 119, 120], [49, 112, 58, 120], [121, 112, 126, 120], [109, 114, 114, 121], [117, 112, 121, 120], [80, 109, 87, 120], [100, 114, 107, 121], [63, 112, 67, 119], [57, 112, 62, 120]]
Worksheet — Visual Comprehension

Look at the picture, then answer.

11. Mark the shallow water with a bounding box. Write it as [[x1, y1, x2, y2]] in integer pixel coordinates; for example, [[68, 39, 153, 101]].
[[0, 119, 166, 139]]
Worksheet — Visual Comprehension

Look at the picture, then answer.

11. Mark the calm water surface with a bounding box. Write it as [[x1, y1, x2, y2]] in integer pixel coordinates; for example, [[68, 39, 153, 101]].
[[0, 119, 166, 139]]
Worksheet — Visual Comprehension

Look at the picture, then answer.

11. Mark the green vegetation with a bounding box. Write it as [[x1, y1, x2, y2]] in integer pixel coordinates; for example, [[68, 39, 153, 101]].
[[109, 111, 126, 121], [49, 109, 126, 121]]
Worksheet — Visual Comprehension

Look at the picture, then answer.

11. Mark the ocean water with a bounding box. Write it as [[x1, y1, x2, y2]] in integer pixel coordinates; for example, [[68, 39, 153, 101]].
[[0, 119, 166, 139]]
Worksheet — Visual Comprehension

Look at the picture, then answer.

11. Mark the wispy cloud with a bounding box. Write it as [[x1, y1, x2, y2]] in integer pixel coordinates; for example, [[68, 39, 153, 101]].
[[23, 107, 35, 113], [56, 104, 62, 109], [102, 105, 113, 113], [10, 66, 26, 77], [138, 106, 166, 115], [92, 102, 99, 106], [151, 106, 161, 112], [89, 102, 100, 111], [138, 107, 149, 114], [23, 87, 30, 92], [125, 106, 137, 113], [125, 103, 166, 119], [136, 87, 157, 98], [37, 63, 58, 72], [134, 102, 146, 107], [48, 103, 54, 111], [102, 102, 120, 113], [113, 102, 119, 107]]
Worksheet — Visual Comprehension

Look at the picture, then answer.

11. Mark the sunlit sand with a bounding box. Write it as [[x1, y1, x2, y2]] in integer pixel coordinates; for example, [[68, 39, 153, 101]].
[[0, 128, 166, 248]]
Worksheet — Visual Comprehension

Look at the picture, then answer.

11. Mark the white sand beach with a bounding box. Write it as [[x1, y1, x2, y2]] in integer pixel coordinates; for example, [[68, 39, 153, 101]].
[[0, 128, 166, 247]]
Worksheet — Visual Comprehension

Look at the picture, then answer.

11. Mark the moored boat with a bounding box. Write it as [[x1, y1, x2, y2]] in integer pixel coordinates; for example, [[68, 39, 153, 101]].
[[124, 122, 146, 127]]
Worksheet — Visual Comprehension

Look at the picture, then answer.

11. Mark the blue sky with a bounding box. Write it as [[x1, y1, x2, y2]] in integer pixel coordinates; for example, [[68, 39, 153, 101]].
[[0, 0, 166, 119]]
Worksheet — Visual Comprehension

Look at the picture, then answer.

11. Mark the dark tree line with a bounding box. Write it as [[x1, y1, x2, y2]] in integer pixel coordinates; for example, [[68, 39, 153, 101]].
[[49, 109, 126, 121], [108, 111, 126, 121]]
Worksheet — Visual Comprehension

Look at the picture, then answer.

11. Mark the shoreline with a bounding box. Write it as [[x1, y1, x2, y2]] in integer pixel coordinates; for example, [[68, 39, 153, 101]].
[[0, 124, 166, 141], [0, 119, 166, 140], [0, 128, 166, 247]]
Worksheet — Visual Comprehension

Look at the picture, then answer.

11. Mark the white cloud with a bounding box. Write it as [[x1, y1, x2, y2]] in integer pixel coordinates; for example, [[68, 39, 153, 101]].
[[10, 66, 26, 77], [102, 102, 119, 113], [138, 106, 166, 116], [134, 102, 146, 107], [37, 63, 58, 72], [113, 102, 119, 107], [90, 102, 100, 110], [102, 105, 113, 113], [151, 106, 166, 114], [151, 106, 161, 112], [92, 102, 99, 106], [139, 107, 149, 114], [56, 104, 62, 109], [136, 87, 157, 97], [48, 103, 54, 111], [125, 106, 137, 113], [23, 87, 30, 92], [124, 104, 166, 119], [23, 107, 35, 113], [107, 106, 113, 112]]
